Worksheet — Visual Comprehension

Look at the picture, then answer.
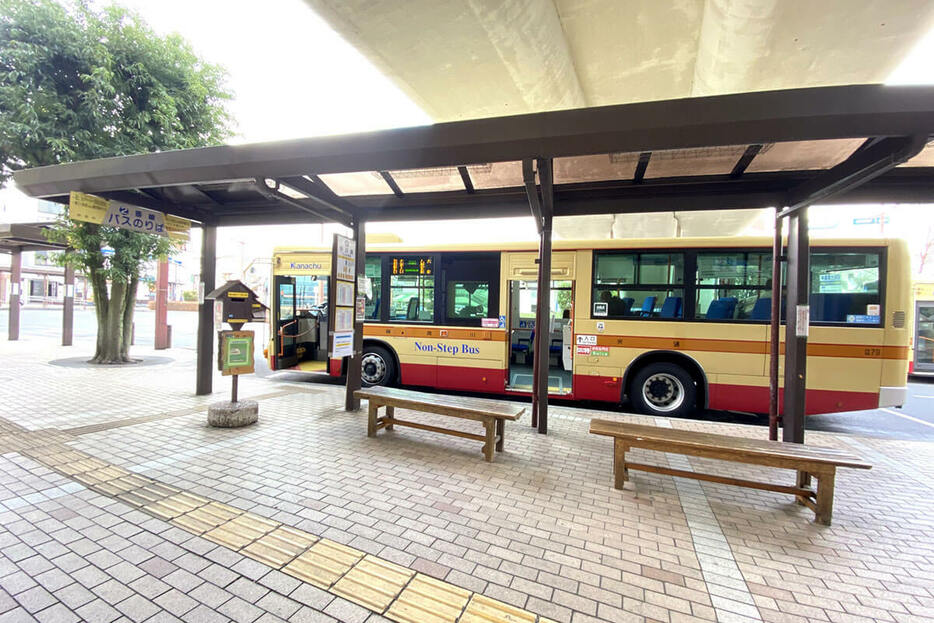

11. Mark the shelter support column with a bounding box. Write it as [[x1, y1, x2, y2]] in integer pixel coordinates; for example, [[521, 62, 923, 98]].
[[196, 222, 216, 396], [8, 248, 21, 341], [529, 158, 554, 435], [62, 262, 74, 346], [345, 218, 365, 411], [767, 214, 783, 440], [782, 209, 809, 443], [155, 258, 169, 350]]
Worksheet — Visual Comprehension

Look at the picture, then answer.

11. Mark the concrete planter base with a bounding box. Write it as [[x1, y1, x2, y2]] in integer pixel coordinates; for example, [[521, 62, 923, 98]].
[[207, 400, 258, 428]]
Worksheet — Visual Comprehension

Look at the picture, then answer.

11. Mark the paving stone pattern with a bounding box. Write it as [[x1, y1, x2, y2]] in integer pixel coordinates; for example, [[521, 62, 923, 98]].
[[1, 338, 933, 622]]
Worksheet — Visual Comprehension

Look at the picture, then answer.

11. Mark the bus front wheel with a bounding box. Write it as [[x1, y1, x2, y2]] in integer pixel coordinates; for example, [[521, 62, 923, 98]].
[[630, 363, 697, 418], [361, 345, 396, 387]]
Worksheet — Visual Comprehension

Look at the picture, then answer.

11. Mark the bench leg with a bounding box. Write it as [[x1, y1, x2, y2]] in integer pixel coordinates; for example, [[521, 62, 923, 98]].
[[795, 470, 812, 506], [385, 406, 394, 431], [367, 403, 379, 438], [482, 419, 495, 462], [814, 468, 836, 526], [613, 439, 629, 490], [495, 418, 504, 452]]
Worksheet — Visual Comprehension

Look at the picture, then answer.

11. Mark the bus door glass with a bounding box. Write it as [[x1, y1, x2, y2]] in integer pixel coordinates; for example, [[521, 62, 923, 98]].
[[915, 301, 934, 373], [275, 275, 298, 369], [507, 279, 573, 395]]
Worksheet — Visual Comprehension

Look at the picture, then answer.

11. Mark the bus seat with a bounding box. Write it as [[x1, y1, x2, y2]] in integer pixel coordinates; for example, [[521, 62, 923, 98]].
[[406, 297, 419, 320], [639, 296, 657, 317], [707, 297, 737, 320], [750, 297, 771, 320], [659, 296, 682, 318], [622, 297, 635, 314], [608, 297, 632, 316]]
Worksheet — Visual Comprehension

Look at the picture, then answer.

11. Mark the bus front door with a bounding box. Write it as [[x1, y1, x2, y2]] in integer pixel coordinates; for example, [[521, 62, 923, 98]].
[[274, 275, 299, 369], [506, 279, 573, 395]]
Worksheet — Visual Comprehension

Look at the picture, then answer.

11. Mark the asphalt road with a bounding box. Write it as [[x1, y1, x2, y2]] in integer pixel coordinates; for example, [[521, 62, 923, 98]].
[[4, 307, 932, 441]]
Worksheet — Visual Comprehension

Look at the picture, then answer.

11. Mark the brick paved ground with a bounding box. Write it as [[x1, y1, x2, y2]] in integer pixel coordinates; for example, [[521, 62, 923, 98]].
[[0, 337, 932, 623]]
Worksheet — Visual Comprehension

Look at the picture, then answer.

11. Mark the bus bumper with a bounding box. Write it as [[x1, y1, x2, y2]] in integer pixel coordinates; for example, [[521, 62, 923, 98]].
[[879, 386, 908, 408]]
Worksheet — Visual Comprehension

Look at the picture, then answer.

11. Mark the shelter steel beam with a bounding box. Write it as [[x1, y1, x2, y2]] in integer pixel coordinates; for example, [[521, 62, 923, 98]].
[[345, 218, 366, 411], [62, 262, 74, 347], [8, 248, 21, 341], [196, 222, 217, 396], [277, 176, 358, 222], [783, 210, 808, 444]]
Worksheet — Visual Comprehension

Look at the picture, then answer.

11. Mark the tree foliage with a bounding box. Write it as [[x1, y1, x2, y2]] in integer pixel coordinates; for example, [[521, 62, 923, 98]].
[[0, 0, 233, 362]]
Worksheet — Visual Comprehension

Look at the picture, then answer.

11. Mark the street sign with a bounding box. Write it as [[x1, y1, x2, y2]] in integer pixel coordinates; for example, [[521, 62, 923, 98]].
[[218, 330, 255, 376], [69, 191, 191, 240]]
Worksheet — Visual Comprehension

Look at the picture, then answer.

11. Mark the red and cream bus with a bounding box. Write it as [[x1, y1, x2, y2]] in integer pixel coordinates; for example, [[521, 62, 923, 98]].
[[267, 237, 911, 418]]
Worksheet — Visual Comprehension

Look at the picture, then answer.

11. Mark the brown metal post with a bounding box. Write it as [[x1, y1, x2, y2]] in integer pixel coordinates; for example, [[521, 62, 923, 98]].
[[535, 158, 554, 435], [155, 258, 169, 350], [62, 262, 74, 346], [783, 209, 809, 443], [530, 233, 543, 429], [8, 248, 21, 341], [768, 213, 783, 440], [231, 374, 238, 403], [196, 222, 216, 396], [345, 218, 366, 411]]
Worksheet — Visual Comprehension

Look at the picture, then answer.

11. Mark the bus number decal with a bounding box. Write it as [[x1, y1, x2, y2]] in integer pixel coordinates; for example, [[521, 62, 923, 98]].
[[864, 347, 881, 357]]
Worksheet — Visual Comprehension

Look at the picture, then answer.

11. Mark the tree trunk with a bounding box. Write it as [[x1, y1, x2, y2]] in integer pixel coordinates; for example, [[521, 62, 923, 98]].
[[89, 270, 110, 364], [120, 276, 139, 362], [94, 280, 127, 364]]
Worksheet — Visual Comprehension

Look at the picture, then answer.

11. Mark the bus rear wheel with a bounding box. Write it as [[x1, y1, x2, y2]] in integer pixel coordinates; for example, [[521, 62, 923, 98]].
[[361, 345, 396, 387], [630, 362, 697, 418]]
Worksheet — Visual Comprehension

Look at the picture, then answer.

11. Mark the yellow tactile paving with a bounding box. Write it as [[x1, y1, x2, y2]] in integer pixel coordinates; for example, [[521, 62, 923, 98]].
[[72, 465, 131, 487], [332, 555, 415, 613], [95, 473, 154, 496], [385, 573, 472, 623], [59, 457, 110, 475], [171, 501, 241, 534], [144, 492, 210, 520], [242, 525, 318, 569], [204, 513, 279, 550], [283, 539, 364, 589], [458, 594, 536, 623]]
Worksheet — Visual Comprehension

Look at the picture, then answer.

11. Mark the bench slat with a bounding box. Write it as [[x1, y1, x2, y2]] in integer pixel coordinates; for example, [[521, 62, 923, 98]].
[[590, 420, 871, 470], [355, 387, 525, 421]]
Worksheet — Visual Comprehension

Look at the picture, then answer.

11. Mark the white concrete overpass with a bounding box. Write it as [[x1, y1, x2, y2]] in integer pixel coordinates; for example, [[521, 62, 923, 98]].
[[304, 0, 934, 238]]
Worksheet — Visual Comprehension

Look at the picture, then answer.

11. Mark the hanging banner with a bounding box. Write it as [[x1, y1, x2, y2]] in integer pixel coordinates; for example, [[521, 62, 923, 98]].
[[69, 191, 191, 240]]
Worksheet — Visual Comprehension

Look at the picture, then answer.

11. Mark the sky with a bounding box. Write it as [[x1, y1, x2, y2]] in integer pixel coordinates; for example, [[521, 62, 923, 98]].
[[5, 1, 934, 279]]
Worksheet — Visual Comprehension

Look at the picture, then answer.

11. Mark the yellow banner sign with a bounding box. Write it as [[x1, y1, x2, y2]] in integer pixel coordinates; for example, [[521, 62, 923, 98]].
[[69, 191, 109, 224], [68, 191, 190, 241]]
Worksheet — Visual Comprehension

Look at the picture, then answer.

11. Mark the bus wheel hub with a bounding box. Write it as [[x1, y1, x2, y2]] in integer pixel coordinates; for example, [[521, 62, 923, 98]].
[[362, 353, 386, 384], [643, 373, 684, 411]]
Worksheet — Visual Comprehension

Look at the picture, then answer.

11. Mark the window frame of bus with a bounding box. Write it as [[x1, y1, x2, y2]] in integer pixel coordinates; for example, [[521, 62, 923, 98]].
[[383, 253, 440, 324], [808, 245, 886, 328], [363, 254, 383, 322], [590, 245, 886, 327], [440, 252, 500, 327], [693, 249, 772, 322], [590, 250, 687, 320]]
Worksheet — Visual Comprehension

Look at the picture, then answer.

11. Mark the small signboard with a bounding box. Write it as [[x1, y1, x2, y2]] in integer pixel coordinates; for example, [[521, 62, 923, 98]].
[[330, 233, 358, 359], [332, 331, 353, 357], [795, 304, 810, 337], [206, 280, 268, 330], [218, 330, 255, 376], [593, 302, 608, 317]]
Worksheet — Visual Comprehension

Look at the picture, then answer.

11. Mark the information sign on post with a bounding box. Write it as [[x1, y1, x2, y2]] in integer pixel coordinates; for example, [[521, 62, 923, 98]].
[[330, 233, 357, 359]]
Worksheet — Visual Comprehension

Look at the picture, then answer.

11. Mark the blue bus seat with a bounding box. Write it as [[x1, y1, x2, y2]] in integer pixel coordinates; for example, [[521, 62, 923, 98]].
[[659, 296, 682, 318], [707, 297, 737, 320], [750, 297, 771, 320], [639, 296, 657, 317]]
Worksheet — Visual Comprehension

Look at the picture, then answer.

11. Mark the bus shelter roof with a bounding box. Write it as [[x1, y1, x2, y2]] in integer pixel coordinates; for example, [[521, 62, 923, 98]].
[[11, 84, 934, 228], [0, 223, 66, 253]]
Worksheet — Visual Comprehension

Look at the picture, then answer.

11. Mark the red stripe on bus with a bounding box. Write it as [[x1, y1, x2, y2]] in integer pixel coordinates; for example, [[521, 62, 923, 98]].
[[707, 383, 878, 415]]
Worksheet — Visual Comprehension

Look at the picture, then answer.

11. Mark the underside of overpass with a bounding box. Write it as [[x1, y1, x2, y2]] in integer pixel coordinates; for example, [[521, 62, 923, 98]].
[[304, 0, 934, 239]]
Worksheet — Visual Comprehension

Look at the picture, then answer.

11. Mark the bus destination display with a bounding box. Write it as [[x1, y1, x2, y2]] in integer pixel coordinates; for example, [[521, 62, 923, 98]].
[[392, 256, 432, 276]]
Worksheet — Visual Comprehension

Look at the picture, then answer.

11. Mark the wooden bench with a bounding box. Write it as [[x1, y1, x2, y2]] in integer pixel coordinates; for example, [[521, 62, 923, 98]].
[[590, 420, 871, 525], [355, 387, 525, 462]]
